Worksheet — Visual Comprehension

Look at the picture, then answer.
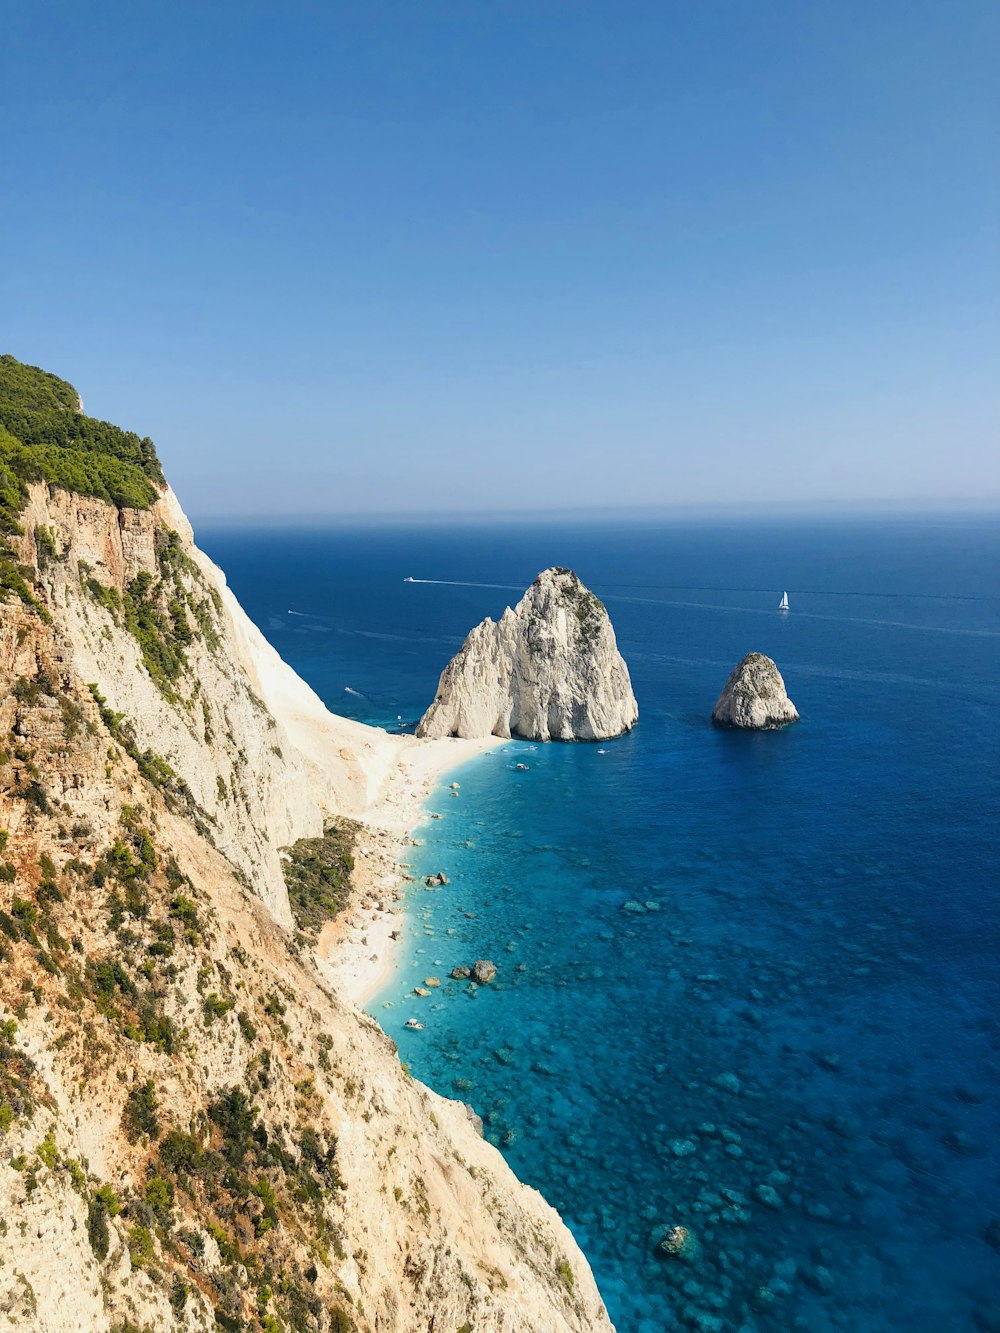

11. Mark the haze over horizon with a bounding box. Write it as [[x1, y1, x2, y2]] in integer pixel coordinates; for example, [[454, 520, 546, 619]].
[[3, 1, 998, 518]]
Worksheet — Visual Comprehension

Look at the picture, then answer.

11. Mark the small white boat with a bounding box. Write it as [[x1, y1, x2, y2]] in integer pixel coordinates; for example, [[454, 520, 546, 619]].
[[404, 576, 415, 583], [597, 748, 607, 754], [514, 763, 529, 771], [404, 1018, 425, 1030], [778, 590, 789, 612]]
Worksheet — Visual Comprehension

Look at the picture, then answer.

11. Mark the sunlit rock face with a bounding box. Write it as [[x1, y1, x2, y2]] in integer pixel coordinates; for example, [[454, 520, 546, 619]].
[[712, 652, 800, 729], [416, 567, 639, 742]]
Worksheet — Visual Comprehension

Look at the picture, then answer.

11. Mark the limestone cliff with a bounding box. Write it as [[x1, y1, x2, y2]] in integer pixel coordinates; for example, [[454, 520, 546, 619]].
[[711, 652, 800, 729], [416, 567, 638, 742], [0, 363, 613, 1333]]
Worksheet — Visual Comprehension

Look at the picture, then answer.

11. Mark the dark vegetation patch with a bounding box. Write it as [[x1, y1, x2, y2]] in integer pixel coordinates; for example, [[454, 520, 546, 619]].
[[123, 1079, 160, 1141], [150, 1080, 346, 1329], [0, 818, 358, 1331], [0, 354, 163, 504], [281, 821, 358, 939], [560, 571, 605, 645], [0, 808, 202, 1056], [0, 354, 164, 618]]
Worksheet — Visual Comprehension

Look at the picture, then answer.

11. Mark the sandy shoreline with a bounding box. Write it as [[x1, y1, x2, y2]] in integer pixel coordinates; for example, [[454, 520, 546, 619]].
[[221, 565, 508, 1007], [314, 733, 506, 1007]]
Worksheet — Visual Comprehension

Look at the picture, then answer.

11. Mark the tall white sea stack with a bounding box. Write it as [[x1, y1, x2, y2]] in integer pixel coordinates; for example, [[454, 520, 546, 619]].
[[712, 652, 800, 729], [416, 567, 639, 742]]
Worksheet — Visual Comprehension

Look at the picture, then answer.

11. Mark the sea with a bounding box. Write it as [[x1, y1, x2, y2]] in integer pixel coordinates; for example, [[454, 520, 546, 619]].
[[200, 512, 999, 1333]]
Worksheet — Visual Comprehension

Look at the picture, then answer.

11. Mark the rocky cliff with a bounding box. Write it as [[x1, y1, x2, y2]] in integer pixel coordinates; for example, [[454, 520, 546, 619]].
[[0, 361, 613, 1333], [711, 652, 800, 729], [416, 567, 638, 742]]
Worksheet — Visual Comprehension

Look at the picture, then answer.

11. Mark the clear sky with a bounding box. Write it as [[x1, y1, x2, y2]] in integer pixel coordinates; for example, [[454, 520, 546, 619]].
[[2, 1, 997, 519]]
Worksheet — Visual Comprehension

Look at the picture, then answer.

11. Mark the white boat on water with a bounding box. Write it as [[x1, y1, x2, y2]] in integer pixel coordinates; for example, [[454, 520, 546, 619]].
[[778, 590, 789, 612], [404, 1018, 424, 1030], [404, 576, 415, 583]]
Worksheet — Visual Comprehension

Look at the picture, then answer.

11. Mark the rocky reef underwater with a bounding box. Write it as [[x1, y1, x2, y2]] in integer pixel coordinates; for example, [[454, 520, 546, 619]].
[[380, 736, 998, 1333]]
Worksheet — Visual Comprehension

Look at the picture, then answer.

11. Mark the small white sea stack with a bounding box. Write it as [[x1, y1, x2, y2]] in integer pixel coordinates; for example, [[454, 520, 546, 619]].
[[712, 652, 800, 730], [416, 567, 639, 742]]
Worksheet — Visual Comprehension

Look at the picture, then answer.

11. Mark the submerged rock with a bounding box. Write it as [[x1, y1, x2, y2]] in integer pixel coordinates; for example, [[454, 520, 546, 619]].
[[754, 1184, 783, 1209], [711, 652, 799, 730], [416, 567, 639, 741], [656, 1225, 701, 1263]]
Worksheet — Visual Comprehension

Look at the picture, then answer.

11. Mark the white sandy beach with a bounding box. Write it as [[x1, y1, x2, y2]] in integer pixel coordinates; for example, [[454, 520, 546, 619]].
[[313, 732, 506, 1005]]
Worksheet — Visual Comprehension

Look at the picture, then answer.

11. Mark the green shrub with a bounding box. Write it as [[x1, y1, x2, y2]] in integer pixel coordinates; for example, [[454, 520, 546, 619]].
[[202, 993, 234, 1022], [144, 1175, 174, 1217], [87, 1197, 110, 1260], [122, 1080, 159, 1141], [169, 1273, 188, 1315], [34, 524, 57, 562], [86, 1184, 119, 1262], [36, 1131, 59, 1168], [127, 1223, 155, 1266], [168, 894, 199, 932], [253, 1175, 279, 1234], [19, 780, 50, 813], [159, 1130, 205, 1179], [208, 1087, 258, 1166], [281, 820, 358, 937]]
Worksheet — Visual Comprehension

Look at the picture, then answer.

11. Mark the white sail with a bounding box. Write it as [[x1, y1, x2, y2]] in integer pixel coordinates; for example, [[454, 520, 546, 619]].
[[779, 591, 789, 611]]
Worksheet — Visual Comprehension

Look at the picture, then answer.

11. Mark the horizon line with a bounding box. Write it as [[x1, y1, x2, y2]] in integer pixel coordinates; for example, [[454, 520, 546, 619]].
[[185, 496, 1000, 528]]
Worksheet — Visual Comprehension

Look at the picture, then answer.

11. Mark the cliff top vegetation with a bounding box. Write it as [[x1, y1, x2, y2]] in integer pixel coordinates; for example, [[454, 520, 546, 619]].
[[0, 354, 165, 613], [0, 354, 164, 512]]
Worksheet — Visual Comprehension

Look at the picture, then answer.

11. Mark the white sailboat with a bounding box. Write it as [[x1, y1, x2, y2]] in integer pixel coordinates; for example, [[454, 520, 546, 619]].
[[778, 590, 789, 612]]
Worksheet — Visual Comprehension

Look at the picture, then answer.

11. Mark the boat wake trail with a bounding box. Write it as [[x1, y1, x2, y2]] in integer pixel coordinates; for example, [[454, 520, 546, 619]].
[[606, 594, 1000, 638], [404, 578, 524, 592]]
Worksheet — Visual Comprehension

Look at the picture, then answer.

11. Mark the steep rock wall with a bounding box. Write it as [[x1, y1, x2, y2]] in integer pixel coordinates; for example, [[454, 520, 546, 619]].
[[711, 652, 800, 729], [0, 485, 615, 1333], [417, 567, 638, 742]]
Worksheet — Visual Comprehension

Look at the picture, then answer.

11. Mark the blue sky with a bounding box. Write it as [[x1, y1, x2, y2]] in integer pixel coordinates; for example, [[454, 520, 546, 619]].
[[2, 1, 997, 518]]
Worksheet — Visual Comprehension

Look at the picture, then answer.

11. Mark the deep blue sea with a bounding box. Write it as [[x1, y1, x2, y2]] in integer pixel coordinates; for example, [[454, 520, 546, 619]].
[[200, 513, 999, 1333]]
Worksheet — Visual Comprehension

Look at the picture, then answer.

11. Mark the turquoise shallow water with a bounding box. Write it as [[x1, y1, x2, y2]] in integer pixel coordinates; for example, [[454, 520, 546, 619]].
[[201, 514, 1000, 1333]]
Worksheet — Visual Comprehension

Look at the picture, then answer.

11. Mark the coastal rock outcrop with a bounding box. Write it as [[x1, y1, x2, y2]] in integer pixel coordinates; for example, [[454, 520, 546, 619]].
[[416, 567, 638, 742], [712, 652, 800, 729]]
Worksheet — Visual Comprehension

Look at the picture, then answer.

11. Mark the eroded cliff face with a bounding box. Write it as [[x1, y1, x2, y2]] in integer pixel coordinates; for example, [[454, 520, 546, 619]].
[[711, 652, 800, 730], [416, 567, 639, 742], [11, 484, 321, 925], [0, 487, 613, 1333]]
